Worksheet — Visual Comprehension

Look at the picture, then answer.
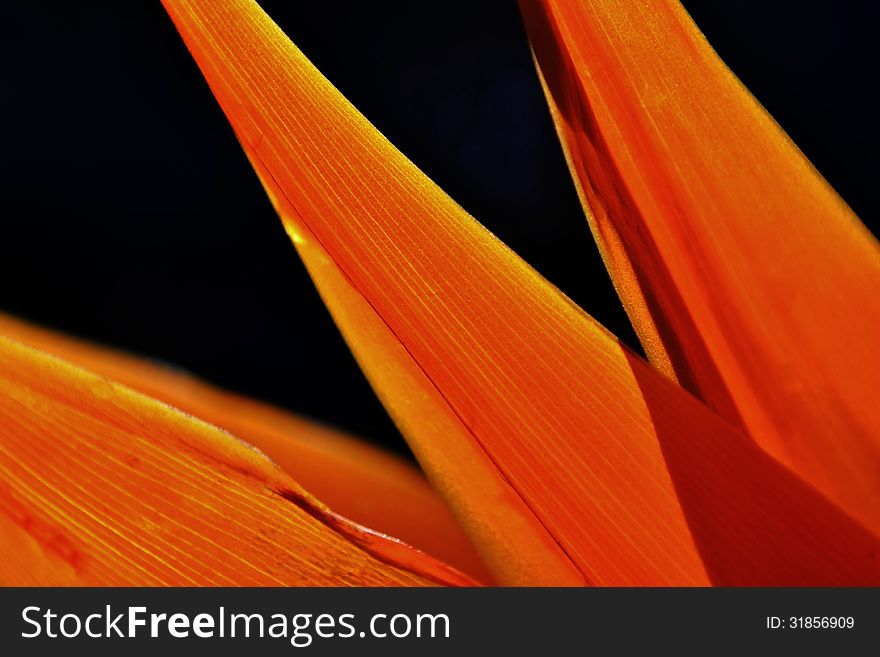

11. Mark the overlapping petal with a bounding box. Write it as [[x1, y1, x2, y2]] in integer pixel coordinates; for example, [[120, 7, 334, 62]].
[[161, 0, 880, 586], [520, 0, 880, 534], [0, 337, 477, 586], [0, 313, 489, 580]]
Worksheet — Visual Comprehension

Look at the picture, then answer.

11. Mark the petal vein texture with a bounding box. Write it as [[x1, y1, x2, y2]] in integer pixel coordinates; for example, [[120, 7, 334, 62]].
[[162, 0, 880, 585], [520, 0, 880, 535]]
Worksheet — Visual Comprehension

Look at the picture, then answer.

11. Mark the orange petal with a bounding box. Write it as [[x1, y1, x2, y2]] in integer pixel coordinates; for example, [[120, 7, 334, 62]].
[[162, 0, 880, 585], [520, 0, 880, 534], [0, 336, 478, 586], [0, 312, 489, 582]]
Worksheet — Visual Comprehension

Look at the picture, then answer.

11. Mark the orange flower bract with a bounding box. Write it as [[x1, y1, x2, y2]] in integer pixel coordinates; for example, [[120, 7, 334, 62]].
[[0, 337, 476, 586], [0, 313, 490, 582], [1, 0, 878, 588], [160, 0, 880, 585], [521, 0, 880, 534]]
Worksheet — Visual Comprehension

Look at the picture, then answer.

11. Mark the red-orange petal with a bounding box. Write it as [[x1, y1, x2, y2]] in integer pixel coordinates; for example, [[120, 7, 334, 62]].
[[162, 0, 880, 585], [0, 312, 490, 582], [520, 0, 880, 534], [0, 336, 478, 586]]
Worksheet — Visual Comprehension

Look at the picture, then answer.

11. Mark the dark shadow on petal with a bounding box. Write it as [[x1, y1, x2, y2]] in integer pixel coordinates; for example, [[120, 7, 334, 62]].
[[625, 350, 880, 585]]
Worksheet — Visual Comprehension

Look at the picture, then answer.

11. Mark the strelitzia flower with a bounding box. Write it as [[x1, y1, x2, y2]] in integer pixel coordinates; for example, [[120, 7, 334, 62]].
[[2, 0, 878, 586]]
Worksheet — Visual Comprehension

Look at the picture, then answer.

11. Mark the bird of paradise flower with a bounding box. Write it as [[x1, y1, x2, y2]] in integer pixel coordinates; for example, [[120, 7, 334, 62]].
[[1, 0, 879, 587]]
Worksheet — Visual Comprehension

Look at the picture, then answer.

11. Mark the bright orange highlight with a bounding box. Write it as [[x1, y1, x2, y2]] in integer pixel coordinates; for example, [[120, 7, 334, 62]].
[[520, 0, 880, 535], [162, 0, 880, 585]]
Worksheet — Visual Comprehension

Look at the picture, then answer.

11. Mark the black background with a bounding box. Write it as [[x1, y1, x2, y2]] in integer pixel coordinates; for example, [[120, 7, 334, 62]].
[[1, 1, 877, 456]]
